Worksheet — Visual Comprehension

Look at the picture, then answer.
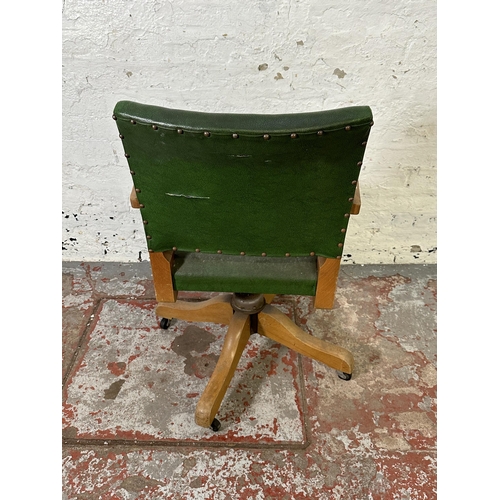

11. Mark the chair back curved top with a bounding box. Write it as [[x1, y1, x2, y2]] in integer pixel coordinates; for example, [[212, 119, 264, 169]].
[[113, 100, 373, 260]]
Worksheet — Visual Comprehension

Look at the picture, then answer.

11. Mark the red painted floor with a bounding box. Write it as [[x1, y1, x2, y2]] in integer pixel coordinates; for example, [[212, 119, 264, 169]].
[[62, 262, 436, 499]]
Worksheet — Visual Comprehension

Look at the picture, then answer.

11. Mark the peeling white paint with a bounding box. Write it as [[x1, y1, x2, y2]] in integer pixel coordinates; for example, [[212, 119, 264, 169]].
[[62, 292, 93, 309], [62, 0, 436, 264], [64, 299, 305, 442]]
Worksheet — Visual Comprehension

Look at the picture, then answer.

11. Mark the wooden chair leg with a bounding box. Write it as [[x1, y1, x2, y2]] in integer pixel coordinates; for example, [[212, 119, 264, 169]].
[[156, 294, 234, 325], [314, 257, 341, 309], [195, 312, 251, 427], [258, 304, 354, 374], [149, 251, 177, 303]]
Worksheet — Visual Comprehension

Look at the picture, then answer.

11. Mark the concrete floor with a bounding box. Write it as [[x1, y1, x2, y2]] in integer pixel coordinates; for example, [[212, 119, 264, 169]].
[[62, 262, 437, 499]]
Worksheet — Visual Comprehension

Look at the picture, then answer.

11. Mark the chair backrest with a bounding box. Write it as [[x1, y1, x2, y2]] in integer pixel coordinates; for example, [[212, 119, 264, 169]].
[[113, 101, 373, 259]]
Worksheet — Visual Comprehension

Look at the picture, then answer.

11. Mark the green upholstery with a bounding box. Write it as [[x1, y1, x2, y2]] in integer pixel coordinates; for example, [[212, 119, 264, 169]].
[[113, 101, 372, 295], [113, 101, 372, 259], [172, 252, 318, 295]]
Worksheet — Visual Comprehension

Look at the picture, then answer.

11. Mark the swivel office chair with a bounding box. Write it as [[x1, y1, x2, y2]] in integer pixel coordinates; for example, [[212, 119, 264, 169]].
[[113, 100, 373, 430]]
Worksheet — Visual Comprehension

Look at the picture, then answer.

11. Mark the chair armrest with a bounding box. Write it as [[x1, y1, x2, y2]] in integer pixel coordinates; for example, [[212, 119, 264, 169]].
[[350, 183, 361, 215], [130, 187, 141, 208]]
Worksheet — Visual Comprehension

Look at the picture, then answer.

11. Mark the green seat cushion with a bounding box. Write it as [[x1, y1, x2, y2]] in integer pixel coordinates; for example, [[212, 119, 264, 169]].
[[172, 252, 318, 295]]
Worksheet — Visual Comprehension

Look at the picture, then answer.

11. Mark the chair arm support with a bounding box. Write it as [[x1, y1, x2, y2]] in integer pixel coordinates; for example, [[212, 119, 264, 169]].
[[130, 187, 141, 208], [350, 183, 361, 215]]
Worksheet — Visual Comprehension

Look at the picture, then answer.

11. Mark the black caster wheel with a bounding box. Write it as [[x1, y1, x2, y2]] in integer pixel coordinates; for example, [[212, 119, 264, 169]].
[[159, 318, 171, 330], [337, 371, 352, 381], [210, 418, 221, 432]]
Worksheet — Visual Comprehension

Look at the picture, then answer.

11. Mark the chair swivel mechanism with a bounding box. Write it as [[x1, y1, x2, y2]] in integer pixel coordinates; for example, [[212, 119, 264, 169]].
[[113, 100, 373, 431]]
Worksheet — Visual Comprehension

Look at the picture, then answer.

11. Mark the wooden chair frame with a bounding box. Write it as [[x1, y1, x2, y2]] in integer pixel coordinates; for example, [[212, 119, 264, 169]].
[[130, 184, 361, 429]]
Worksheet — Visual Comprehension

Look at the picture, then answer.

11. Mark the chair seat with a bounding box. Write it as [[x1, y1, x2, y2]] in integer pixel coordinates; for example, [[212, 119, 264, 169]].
[[171, 252, 318, 295]]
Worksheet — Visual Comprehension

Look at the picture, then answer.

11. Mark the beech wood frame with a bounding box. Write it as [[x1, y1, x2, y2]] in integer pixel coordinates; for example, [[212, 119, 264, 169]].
[[130, 185, 361, 427]]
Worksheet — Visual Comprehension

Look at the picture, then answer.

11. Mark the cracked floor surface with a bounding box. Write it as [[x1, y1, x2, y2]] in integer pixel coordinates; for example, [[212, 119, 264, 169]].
[[62, 262, 436, 499]]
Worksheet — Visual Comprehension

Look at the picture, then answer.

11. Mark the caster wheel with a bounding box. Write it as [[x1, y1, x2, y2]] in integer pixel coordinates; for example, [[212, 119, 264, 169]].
[[337, 371, 352, 381], [159, 318, 171, 330], [210, 418, 221, 432]]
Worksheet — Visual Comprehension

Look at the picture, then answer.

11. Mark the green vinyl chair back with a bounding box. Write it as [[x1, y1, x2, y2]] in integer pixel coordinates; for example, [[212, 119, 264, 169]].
[[113, 101, 373, 259]]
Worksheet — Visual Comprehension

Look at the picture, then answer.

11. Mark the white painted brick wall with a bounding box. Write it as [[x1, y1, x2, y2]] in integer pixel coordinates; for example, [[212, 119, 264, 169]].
[[62, 0, 436, 264]]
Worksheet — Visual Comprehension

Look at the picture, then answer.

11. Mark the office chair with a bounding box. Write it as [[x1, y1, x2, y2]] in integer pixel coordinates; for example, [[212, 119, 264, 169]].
[[113, 100, 373, 431]]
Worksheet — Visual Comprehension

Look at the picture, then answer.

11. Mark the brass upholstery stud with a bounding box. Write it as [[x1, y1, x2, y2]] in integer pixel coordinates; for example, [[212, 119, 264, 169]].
[[204, 131, 211, 137], [130, 170, 135, 175], [240, 251, 246, 255], [348, 197, 354, 202], [344, 213, 350, 218], [341, 228, 346, 233], [352, 180, 357, 185], [125, 153, 130, 158], [135, 188, 141, 193], [131, 120, 136, 125], [310, 251, 315, 256], [338, 243, 343, 248], [261, 252, 267, 257], [291, 133, 297, 139], [263, 134, 270, 140], [119, 134, 124, 139], [232, 133, 239, 139], [172, 246, 177, 251], [370, 121, 374, 126], [143, 220, 148, 225], [336, 256, 341, 259], [285, 252, 290, 257], [195, 248, 200, 252], [139, 204, 144, 208], [152, 125, 158, 130], [345, 125, 351, 131], [217, 249, 222, 254], [357, 161, 363, 167], [177, 129, 183, 134], [362, 141, 367, 146], [148, 249, 153, 253], [317, 130, 324, 136], [147, 235, 152, 240], [112, 115, 117, 120]]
